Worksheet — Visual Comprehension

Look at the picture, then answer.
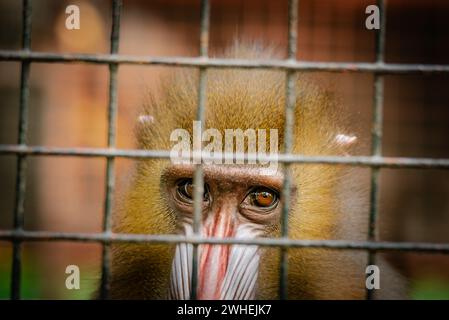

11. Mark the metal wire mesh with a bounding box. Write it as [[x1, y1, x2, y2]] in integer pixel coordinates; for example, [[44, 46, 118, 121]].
[[0, 0, 449, 300]]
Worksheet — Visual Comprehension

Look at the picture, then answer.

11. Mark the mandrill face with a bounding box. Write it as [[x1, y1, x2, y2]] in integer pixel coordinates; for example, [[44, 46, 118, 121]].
[[109, 44, 377, 300], [163, 164, 290, 299]]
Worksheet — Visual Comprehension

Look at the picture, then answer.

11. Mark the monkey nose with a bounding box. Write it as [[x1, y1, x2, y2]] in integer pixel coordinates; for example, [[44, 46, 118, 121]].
[[197, 212, 235, 300]]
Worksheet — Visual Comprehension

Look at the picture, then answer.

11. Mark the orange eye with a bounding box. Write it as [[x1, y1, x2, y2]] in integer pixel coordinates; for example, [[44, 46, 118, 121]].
[[249, 188, 278, 208]]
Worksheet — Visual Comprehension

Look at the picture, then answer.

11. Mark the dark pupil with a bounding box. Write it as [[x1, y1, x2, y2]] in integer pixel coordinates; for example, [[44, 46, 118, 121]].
[[179, 181, 208, 200]]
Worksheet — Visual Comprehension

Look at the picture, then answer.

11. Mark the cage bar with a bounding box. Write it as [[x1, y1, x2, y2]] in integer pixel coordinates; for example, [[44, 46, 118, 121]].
[[10, 0, 32, 300], [190, 0, 210, 300], [100, 0, 122, 300], [366, 0, 386, 301], [1, 230, 449, 253], [2, 50, 449, 74], [1, 145, 449, 169], [0, 0, 447, 302], [279, 0, 299, 301]]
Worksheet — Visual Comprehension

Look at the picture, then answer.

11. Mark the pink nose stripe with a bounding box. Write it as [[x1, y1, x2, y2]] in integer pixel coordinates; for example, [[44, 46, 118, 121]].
[[198, 213, 235, 300]]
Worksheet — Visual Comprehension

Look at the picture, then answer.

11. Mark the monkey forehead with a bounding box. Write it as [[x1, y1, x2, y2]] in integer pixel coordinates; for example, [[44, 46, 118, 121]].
[[162, 164, 284, 189]]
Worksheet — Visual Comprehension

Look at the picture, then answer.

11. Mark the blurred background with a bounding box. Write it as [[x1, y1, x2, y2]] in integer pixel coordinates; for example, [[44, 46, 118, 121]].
[[0, 0, 449, 299]]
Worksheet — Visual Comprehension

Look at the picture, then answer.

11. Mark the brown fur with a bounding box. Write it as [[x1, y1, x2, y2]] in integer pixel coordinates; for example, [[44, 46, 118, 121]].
[[109, 43, 407, 299]]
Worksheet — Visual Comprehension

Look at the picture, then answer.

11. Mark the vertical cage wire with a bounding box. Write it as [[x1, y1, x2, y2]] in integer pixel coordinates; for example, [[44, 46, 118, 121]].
[[279, 0, 298, 300], [10, 0, 32, 300], [190, 0, 210, 300], [366, 0, 386, 300], [1, 0, 447, 301], [100, 0, 122, 300]]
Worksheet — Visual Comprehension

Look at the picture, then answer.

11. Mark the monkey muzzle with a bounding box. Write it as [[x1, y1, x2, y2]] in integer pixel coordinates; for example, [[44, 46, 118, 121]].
[[169, 214, 261, 300]]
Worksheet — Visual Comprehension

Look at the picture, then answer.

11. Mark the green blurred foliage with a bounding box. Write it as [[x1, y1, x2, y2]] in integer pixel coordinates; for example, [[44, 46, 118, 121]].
[[0, 252, 98, 299], [411, 278, 449, 300], [1, 247, 448, 300]]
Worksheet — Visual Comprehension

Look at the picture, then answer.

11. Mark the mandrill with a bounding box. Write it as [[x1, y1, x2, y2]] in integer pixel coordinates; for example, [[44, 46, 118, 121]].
[[109, 43, 407, 300]]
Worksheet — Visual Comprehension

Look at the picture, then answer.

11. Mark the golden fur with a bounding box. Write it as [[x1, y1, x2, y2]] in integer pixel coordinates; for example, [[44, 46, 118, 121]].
[[109, 43, 406, 299]]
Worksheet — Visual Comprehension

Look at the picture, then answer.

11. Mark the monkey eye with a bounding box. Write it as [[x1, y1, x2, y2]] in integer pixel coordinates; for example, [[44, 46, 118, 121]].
[[176, 179, 210, 202], [245, 187, 279, 210]]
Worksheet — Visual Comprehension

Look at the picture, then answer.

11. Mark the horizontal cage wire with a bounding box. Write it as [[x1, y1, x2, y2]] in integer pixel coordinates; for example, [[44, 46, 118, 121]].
[[1, 51, 449, 74], [0, 0, 448, 301], [1, 146, 449, 168], [1, 230, 449, 252]]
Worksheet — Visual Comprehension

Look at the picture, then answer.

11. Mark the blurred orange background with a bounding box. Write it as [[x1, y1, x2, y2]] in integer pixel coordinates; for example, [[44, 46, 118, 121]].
[[0, 0, 449, 299]]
